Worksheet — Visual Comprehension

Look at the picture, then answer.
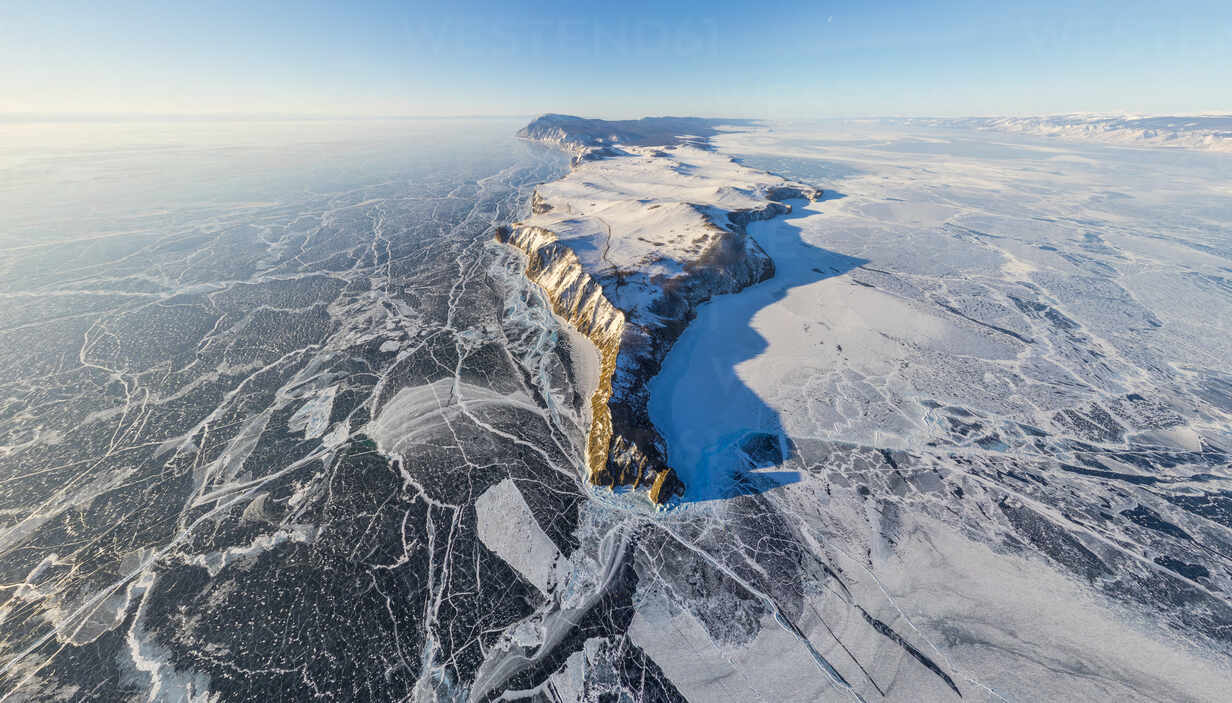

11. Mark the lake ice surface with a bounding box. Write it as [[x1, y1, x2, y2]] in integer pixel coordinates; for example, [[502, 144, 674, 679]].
[[1, 118, 1230, 701]]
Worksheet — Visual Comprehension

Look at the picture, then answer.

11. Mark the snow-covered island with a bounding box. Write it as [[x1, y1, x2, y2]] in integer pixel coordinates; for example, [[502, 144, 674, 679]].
[[497, 115, 821, 503]]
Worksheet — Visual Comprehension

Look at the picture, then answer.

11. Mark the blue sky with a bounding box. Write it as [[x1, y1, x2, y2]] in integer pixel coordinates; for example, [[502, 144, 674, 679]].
[[3, 0, 1229, 118]]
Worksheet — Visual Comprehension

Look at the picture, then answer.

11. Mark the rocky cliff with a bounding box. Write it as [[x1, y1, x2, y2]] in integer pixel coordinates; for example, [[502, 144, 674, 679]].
[[498, 115, 822, 503]]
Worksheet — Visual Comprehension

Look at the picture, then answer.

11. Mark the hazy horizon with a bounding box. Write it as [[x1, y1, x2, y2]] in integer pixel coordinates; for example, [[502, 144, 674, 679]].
[[4, 110, 1231, 129]]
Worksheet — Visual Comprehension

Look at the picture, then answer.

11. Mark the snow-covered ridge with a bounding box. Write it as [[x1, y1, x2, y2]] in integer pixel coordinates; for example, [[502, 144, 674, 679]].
[[904, 114, 1232, 152], [499, 115, 821, 503]]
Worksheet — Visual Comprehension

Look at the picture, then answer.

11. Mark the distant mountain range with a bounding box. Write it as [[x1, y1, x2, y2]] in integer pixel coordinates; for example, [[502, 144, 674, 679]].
[[902, 114, 1232, 151]]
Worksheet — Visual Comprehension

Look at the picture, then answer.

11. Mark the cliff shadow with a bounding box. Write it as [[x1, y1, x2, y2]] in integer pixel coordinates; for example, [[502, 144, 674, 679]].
[[648, 192, 866, 503]]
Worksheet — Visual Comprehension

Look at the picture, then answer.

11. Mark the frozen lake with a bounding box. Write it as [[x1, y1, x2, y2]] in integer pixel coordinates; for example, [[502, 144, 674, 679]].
[[1, 117, 1230, 701]]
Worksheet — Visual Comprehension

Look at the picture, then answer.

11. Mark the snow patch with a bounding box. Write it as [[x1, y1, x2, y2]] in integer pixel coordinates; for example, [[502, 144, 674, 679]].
[[474, 478, 562, 595]]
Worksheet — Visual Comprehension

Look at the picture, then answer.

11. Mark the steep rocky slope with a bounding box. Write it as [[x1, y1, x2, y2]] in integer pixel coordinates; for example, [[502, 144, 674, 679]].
[[497, 115, 821, 502]]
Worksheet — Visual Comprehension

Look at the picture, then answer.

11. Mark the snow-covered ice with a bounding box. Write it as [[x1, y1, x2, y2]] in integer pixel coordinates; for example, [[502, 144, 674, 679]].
[[475, 478, 563, 595]]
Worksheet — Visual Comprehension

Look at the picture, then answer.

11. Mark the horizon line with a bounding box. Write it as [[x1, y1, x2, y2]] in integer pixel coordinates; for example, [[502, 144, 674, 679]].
[[3, 110, 1230, 124]]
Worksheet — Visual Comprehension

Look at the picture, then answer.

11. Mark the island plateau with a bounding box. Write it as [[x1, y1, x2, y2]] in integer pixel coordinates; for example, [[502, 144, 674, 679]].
[[498, 114, 821, 503]]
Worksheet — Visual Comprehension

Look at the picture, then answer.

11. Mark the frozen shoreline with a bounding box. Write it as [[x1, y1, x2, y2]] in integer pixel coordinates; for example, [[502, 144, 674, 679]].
[[558, 307, 601, 430]]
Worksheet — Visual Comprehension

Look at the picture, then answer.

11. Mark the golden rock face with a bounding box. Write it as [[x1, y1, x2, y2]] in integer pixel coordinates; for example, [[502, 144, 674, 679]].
[[586, 338, 619, 488], [647, 467, 675, 505], [496, 222, 684, 504]]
